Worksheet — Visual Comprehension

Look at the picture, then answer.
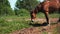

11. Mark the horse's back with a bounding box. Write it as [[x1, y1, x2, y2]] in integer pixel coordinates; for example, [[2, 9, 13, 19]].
[[49, 0, 60, 8]]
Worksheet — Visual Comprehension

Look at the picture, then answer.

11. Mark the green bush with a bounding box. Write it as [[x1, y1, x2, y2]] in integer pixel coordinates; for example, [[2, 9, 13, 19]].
[[0, 18, 5, 23], [17, 9, 29, 16]]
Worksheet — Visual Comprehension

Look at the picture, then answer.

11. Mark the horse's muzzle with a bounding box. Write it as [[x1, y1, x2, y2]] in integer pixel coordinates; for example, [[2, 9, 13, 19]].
[[31, 19, 35, 22]]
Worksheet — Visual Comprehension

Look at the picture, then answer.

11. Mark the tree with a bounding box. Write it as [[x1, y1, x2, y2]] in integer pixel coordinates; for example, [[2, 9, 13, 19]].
[[0, 0, 15, 16], [15, 0, 39, 10]]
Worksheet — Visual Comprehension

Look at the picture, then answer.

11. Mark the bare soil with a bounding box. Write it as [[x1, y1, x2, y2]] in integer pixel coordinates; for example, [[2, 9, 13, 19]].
[[10, 18, 60, 34]]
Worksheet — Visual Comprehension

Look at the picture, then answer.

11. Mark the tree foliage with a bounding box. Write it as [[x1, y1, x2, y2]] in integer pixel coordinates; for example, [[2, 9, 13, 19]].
[[15, 0, 39, 10], [0, 0, 15, 16]]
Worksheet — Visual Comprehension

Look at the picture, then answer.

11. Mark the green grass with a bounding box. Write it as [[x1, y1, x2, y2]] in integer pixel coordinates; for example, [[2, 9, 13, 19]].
[[0, 17, 31, 34], [0, 13, 60, 34]]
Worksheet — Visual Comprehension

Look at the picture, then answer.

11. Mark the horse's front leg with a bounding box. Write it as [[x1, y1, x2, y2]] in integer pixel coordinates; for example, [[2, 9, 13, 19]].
[[43, 1, 50, 25], [44, 12, 49, 24]]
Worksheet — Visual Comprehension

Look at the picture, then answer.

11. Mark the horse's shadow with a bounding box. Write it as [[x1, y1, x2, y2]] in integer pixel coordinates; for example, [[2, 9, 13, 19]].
[[29, 22, 48, 27]]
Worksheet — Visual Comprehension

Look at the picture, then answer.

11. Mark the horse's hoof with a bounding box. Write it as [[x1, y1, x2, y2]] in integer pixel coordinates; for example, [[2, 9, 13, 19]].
[[30, 20, 34, 22], [58, 19, 60, 22], [30, 20, 34, 24], [57, 19, 60, 22]]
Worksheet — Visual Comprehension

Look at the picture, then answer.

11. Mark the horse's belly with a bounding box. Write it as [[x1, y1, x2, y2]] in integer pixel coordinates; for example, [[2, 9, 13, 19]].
[[49, 7, 58, 14]]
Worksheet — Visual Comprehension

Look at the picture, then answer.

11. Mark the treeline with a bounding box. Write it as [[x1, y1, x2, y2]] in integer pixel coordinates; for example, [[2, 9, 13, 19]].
[[0, 0, 15, 16], [0, 0, 39, 16]]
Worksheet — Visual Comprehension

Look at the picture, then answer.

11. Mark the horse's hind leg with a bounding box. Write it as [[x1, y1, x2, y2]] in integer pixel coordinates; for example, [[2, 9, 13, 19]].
[[58, 18, 60, 22], [58, 8, 60, 22]]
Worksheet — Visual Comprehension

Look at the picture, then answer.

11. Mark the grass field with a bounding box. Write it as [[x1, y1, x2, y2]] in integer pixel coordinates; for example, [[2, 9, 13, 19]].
[[0, 13, 60, 34]]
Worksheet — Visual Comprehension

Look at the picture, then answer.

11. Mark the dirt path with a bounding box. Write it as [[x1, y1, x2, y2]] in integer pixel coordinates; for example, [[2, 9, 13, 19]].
[[10, 18, 60, 34]]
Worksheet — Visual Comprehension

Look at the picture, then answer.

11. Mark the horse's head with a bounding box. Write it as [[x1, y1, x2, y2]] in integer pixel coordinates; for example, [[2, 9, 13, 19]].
[[30, 2, 44, 22], [30, 10, 36, 22]]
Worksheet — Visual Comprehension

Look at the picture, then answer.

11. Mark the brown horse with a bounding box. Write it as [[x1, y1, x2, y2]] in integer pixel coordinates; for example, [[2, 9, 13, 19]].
[[30, 0, 60, 24]]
